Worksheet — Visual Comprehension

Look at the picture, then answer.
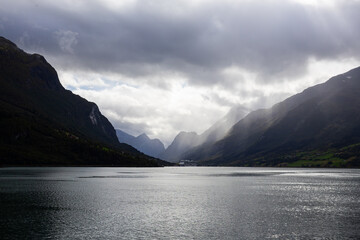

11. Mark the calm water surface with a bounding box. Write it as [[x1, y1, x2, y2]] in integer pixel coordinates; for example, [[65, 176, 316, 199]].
[[0, 167, 359, 239]]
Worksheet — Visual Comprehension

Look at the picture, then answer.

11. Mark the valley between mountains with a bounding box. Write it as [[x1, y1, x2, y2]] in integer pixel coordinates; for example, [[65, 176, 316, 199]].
[[1, 36, 359, 167], [118, 67, 360, 168]]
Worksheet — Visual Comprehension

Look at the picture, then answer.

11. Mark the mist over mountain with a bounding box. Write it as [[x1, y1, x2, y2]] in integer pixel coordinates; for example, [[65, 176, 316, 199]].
[[116, 129, 165, 158], [200, 105, 249, 143], [0, 36, 166, 166], [159, 106, 248, 162], [185, 67, 360, 167], [159, 132, 200, 162]]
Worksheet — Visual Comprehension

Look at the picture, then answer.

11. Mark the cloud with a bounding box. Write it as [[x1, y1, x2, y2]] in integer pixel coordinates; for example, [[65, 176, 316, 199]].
[[1, 0, 360, 144], [57, 71, 110, 90], [54, 30, 79, 54], [2, 0, 360, 81], [71, 73, 228, 145]]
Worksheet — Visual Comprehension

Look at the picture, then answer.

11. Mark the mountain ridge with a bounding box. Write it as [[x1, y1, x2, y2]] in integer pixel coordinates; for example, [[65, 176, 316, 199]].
[[0, 36, 167, 166], [159, 106, 248, 162], [185, 67, 360, 167], [116, 129, 165, 158]]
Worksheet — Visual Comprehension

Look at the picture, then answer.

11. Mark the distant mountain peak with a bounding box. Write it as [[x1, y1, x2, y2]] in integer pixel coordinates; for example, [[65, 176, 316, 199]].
[[137, 133, 150, 140], [159, 105, 249, 163], [116, 129, 165, 158]]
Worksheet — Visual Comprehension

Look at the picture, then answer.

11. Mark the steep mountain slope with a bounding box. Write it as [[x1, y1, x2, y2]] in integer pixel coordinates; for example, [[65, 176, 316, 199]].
[[186, 67, 360, 167], [159, 132, 200, 162], [116, 129, 165, 158], [199, 105, 248, 144], [159, 106, 248, 162], [0, 36, 164, 166], [116, 129, 136, 145]]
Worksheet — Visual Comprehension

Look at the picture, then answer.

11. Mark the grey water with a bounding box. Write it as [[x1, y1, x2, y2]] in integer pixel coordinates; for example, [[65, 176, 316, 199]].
[[0, 167, 359, 240]]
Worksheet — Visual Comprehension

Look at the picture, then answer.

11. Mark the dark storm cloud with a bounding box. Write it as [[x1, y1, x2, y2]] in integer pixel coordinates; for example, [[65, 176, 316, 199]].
[[1, 0, 360, 86]]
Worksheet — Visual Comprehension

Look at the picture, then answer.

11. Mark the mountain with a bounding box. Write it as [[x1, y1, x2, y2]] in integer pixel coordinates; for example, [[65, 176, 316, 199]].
[[0, 36, 167, 166], [199, 105, 248, 143], [159, 106, 248, 162], [116, 129, 165, 158], [185, 67, 360, 167], [116, 129, 136, 145], [159, 131, 201, 162]]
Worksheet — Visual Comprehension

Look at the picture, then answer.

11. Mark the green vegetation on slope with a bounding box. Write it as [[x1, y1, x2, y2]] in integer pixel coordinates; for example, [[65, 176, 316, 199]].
[[230, 143, 360, 168], [285, 143, 360, 168]]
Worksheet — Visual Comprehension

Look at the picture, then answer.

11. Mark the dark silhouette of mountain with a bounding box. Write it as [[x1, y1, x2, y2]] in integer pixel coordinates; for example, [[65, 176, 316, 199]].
[[185, 67, 360, 167], [159, 106, 248, 162], [116, 129, 165, 158], [0, 36, 168, 166]]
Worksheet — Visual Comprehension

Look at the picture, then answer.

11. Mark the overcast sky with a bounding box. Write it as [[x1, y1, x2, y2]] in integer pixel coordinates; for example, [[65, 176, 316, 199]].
[[1, 0, 360, 146]]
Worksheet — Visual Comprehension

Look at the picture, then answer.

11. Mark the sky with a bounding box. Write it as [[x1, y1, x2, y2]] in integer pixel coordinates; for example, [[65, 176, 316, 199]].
[[1, 0, 360, 146]]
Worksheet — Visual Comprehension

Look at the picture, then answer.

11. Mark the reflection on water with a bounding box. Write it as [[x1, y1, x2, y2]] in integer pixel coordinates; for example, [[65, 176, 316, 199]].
[[0, 167, 359, 239]]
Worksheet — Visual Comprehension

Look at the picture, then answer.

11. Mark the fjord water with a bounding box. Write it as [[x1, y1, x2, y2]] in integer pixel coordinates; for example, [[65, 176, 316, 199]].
[[0, 167, 359, 239]]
